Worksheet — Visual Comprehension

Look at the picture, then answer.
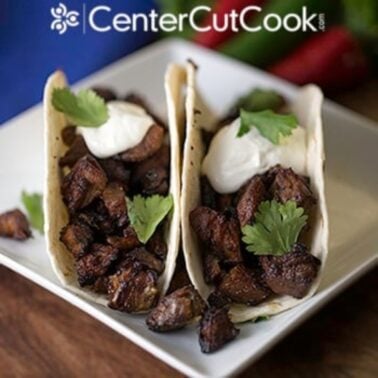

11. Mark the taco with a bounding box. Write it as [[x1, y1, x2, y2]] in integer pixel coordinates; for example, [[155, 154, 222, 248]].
[[181, 62, 328, 323], [44, 65, 184, 312]]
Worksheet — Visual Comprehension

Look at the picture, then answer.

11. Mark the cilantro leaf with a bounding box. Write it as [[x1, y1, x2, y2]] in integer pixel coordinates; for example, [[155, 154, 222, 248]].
[[237, 109, 298, 143], [241, 200, 307, 256], [235, 89, 285, 113], [127, 194, 173, 244], [21, 191, 44, 234], [52, 88, 109, 127]]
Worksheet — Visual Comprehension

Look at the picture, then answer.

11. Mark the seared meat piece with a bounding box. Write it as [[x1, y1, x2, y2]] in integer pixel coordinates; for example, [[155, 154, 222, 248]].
[[260, 243, 321, 298], [236, 175, 267, 227], [146, 285, 206, 332], [60, 221, 93, 259], [61, 126, 77, 146], [76, 199, 115, 236], [201, 177, 233, 212], [204, 253, 224, 285], [207, 290, 231, 309], [108, 260, 159, 313], [99, 158, 130, 190], [190, 207, 242, 264], [121, 125, 165, 163], [199, 307, 239, 353], [92, 276, 109, 294], [59, 135, 91, 168], [131, 145, 169, 195], [106, 226, 140, 251], [0, 209, 31, 240], [76, 243, 119, 286], [131, 145, 169, 196], [92, 87, 117, 102], [201, 176, 217, 210], [125, 247, 164, 274], [102, 182, 127, 227], [62, 155, 108, 213], [124, 93, 166, 128], [270, 167, 316, 213], [146, 229, 167, 260], [219, 264, 271, 305], [216, 194, 233, 212]]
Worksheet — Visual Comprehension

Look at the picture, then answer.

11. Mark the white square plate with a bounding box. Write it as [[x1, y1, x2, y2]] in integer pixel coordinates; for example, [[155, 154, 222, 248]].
[[0, 39, 377, 378]]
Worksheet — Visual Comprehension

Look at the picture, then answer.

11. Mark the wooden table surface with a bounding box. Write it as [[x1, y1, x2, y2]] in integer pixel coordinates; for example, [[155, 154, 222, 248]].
[[1, 80, 377, 378]]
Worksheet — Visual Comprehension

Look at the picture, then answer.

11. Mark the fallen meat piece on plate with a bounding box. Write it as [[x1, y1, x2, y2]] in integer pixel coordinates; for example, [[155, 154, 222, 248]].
[[199, 307, 239, 353], [146, 285, 206, 332], [0, 209, 31, 240]]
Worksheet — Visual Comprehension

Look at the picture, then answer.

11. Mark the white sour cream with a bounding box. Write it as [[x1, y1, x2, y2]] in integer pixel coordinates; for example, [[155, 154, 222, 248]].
[[79, 101, 154, 159], [202, 118, 307, 193]]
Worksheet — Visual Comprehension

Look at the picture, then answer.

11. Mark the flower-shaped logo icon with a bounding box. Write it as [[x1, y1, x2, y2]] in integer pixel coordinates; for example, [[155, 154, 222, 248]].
[[51, 3, 80, 35]]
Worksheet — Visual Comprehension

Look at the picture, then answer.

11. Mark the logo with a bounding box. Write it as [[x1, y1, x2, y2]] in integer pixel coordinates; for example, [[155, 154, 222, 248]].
[[50, 3, 80, 35], [49, 3, 325, 35]]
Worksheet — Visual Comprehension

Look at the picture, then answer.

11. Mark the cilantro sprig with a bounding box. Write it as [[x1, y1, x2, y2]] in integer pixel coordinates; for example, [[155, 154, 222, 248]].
[[234, 88, 285, 113], [237, 109, 298, 144], [21, 191, 44, 234], [127, 194, 173, 244], [241, 200, 307, 256], [52, 88, 109, 127]]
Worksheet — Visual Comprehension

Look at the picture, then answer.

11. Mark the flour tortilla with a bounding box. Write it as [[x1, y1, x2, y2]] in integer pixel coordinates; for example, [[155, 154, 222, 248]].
[[44, 68, 185, 306], [181, 62, 329, 323]]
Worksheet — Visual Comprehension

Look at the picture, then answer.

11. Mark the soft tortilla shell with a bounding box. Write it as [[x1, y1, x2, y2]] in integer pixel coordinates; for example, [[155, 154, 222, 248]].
[[44, 68, 185, 306], [181, 64, 329, 323]]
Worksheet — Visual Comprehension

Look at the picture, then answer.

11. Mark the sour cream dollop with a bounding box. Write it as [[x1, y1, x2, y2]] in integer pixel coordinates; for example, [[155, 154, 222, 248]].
[[202, 118, 307, 194], [79, 101, 154, 159]]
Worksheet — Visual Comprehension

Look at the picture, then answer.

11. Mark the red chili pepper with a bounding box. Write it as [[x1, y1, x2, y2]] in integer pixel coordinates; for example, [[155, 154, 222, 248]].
[[268, 26, 370, 90], [193, 0, 266, 49]]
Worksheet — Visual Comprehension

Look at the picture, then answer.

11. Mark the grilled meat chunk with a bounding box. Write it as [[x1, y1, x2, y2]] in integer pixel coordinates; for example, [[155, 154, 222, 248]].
[[199, 307, 239, 353], [62, 155, 108, 213], [146, 285, 206, 332], [102, 182, 127, 227], [0, 209, 31, 240], [190, 207, 242, 264], [60, 221, 93, 259], [131, 145, 169, 196], [260, 243, 321, 298], [92, 276, 109, 294], [59, 135, 91, 168], [125, 247, 164, 274], [219, 264, 271, 305], [76, 199, 115, 236], [146, 229, 167, 260], [201, 176, 217, 210], [108, 260, 159, 313], [204, 253, 224, 285], [99, 158, 130, 190], [92, 87, 117, 102], [61, 126, 77, 146], [76, 243, 119, 286], [270, 167, 316, 213], [236, 175, 267, 227], [207, 290, 231, 309], [121, 125, 165, 163], [106, 226, 141, 251]]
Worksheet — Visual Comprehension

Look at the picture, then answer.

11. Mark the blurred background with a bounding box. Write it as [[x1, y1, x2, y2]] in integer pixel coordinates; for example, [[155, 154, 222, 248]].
[[0, 0, 377, 124]]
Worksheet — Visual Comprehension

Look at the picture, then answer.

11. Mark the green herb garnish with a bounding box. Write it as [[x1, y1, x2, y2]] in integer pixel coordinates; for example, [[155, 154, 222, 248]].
[[52, 88, 109, 127], [21, 191, 44, 234], [127, 194, 173, 244], [235, 89, 285, 113], [254, 315, 271, 323], [237, 109, 298, 143], [241, 200, 307, 256]]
